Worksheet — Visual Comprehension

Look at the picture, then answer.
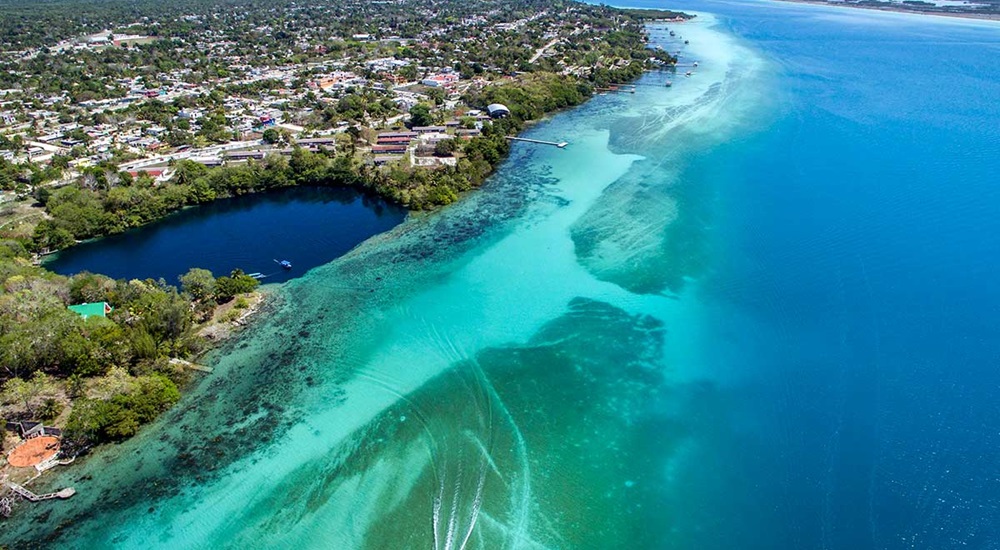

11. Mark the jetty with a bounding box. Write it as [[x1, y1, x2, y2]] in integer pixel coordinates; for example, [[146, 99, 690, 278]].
[[169, 357, 214, 373], [6, 482, 75, 502], [506, 137, 568, 148]]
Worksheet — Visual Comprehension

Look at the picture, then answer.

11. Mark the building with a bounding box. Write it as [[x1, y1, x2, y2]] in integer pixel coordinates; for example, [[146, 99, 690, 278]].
[[68, 301, 113, 319], [296, 137, 337, 147], [377, 136, 412, 144], [225, 150, 267, 161], [487, 103, 510, 118], [421, 74, 459, 88], [372, 144, 408, 154], [378, 131, 418, 138]]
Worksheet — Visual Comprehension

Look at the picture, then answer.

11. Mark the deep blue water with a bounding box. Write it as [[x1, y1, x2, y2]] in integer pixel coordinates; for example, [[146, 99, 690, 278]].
[[44, 186, 406, 285], [615, 1, 1000, 548]]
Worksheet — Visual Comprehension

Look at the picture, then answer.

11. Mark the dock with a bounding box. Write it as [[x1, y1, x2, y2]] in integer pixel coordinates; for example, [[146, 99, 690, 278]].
[[169, 358, 214, 373], [6, 482, 75, 502], [506, 137, 568, 148]]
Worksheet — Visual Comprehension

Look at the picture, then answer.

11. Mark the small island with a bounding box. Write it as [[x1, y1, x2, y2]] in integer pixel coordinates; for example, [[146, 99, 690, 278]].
[[0, 0, 695, 516]]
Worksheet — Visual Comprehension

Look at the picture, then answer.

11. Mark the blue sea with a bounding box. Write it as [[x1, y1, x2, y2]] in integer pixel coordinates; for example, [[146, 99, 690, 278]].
[[4, 1, 1000, 548]]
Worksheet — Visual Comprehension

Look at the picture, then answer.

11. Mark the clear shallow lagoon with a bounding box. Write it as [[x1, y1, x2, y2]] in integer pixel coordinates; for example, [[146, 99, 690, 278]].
[[6, 2, 1000, 548], [45, 186, 406, 284]]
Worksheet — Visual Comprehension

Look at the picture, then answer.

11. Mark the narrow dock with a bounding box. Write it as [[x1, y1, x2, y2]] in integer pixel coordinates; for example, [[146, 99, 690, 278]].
[[506, 137, 568, 148], [169, 358, 214, 373], [6, 482, 75, 502]]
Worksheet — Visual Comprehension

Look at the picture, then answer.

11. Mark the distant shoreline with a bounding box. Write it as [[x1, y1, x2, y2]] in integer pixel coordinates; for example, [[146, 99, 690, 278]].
[[771, 0, 1000, 21]]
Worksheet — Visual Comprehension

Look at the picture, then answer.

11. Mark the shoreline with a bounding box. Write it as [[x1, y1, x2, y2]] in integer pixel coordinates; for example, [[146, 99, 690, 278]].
[[0, 13, 693, 526], [770, 0, 1000, 21], [0, 10, 716, 542], [22, 23, 691, 262]]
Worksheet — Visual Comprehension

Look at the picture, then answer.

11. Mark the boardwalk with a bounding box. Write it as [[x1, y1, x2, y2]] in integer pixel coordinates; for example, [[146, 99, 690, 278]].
[[169, 357, 214, 373], [506, 137, 568, 148], [6, 482, 75, 502]]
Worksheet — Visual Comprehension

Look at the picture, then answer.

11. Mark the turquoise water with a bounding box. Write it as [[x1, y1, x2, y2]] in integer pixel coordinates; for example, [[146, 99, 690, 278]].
[[5, 2, 1000, 548], [45, 186, 406, 284]]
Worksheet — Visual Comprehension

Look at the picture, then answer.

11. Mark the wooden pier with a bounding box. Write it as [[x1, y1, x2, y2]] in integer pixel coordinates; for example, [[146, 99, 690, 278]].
[[506, 137, 568, 148], [169, 358, 214, 373], [6, 482, 75, 502]]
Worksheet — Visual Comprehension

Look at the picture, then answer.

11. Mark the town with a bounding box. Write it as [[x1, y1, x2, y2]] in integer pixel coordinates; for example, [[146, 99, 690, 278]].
[[0, 0, 687, 218]]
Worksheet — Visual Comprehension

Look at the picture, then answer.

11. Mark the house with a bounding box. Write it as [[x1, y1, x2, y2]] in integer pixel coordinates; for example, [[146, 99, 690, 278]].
[[190, 157, 224, 167], [377, 136, 413, 145], [127, 169, 164, 179], [224, 150, 267, 161], [5, 421, 62, 439], [296, 137, 337, 147], [372, 144, 408, 154], [377, 131, 418, 140], [68, 301, 113, 319], [413, 126, 446, 134], [421, 74, 459, 88]]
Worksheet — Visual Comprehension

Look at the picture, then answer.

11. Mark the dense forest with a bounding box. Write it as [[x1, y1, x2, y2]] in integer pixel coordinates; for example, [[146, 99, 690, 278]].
[[0, 243, 259, 447]]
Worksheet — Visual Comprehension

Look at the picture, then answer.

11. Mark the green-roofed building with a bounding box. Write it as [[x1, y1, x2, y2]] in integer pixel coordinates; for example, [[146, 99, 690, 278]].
[[68, 301, 113, 319]]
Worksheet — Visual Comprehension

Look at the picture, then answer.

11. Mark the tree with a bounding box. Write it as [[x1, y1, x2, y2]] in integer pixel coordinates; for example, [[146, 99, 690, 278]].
[[214, 269, 259, 302], [180, 268, 215, 301], [409, 103, 434, 127], [262, 128, 281, 144], [1, 372, 55, 417], [434, 138, 458, 157]]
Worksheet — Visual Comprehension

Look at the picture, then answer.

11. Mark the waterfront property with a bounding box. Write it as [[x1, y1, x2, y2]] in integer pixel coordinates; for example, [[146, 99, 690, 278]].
[[67, 301, 112, 319]]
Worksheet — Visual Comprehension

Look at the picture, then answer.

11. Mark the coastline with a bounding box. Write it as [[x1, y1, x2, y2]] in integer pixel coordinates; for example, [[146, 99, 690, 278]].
[[0, 10, 697, 534], [0, 9, 740, 548], [770, 0, 1000, 21], [23, 21, 691, 261], [2, 1, 993, 547]]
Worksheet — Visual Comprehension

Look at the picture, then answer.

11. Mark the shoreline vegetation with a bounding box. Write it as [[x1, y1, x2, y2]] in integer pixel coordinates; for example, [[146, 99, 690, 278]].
[[771, 0, 1000, 20], [0, 0, 694, 514]]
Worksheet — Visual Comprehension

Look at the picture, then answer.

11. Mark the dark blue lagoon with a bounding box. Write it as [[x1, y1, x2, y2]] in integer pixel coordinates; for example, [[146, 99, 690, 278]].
[[44, 186, 406, 284]]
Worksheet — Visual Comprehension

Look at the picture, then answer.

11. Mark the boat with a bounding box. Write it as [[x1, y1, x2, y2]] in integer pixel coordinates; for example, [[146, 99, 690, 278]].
[[693, 61, 699, 67], [685, 71, 692, 77], [684, 40, 690, 45], [665, 80, 673, 87], [669, 30, 676, 37], [274, 259, 292, 269]]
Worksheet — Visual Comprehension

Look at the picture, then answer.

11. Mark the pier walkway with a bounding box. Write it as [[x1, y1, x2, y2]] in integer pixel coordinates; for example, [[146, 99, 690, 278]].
[[506, 137, 568, 148], [6, 482, 75, 502], [169, 358, 214, 373]]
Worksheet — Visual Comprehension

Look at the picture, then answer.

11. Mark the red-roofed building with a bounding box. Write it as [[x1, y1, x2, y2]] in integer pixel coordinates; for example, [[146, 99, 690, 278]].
[[372, 144, 408, 154]]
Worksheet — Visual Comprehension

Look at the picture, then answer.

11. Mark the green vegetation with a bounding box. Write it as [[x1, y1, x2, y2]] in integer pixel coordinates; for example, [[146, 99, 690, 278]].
[[0, 251, 257, 447]]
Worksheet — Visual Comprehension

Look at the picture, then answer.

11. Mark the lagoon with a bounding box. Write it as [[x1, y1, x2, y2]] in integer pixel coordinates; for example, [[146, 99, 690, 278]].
[[44, 186, 406, 284], [4, 2, 1000, 549]]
